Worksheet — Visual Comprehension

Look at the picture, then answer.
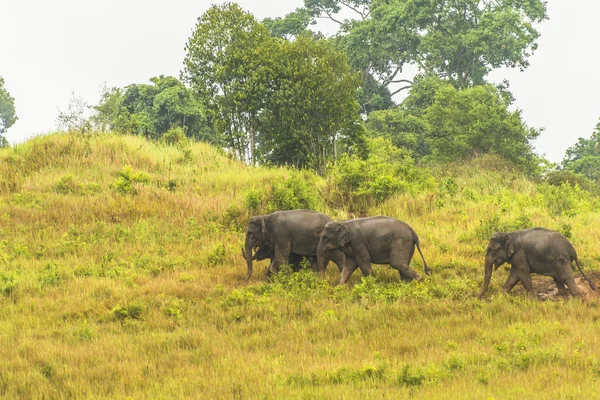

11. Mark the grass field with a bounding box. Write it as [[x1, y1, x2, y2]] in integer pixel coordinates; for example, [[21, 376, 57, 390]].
[[1, 132, 600, 399]]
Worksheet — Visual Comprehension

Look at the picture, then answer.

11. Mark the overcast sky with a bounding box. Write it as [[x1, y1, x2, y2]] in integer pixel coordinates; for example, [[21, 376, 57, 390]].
[[2, 1, 599, 163]]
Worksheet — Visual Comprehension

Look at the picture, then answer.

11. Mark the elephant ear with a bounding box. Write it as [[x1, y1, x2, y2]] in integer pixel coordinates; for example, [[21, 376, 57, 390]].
[[336, 224, 351, 247], [505, 234, 515, 258]]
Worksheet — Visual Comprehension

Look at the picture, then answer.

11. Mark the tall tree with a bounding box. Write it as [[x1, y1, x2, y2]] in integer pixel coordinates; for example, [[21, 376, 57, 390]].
[[258, 33, 365, 172], [182, 3, 274, 164], [95, 76, 210, 141], [562, 120, 600, 181], [273, 0, 547, 93], [0, 76, 17, 148]]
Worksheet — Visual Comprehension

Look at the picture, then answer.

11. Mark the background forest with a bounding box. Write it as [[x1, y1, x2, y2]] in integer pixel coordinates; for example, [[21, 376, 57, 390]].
[[2, 1, 600, 398]]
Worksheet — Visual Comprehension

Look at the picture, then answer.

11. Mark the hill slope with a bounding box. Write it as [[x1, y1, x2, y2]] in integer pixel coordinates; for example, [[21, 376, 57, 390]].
[[1, 133, 600, 398]]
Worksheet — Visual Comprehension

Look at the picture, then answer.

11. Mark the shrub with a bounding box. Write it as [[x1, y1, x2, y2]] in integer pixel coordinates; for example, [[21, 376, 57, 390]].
[[54, 175, 78, 194], [267, 173, 321, 212], [111, 300, 146, 320], [110, 165, 151, 195]]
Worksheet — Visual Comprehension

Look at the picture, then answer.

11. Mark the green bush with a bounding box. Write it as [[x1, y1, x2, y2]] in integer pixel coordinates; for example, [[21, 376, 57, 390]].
[[267, 173, 322, 212], [110, 165, 151, 195]]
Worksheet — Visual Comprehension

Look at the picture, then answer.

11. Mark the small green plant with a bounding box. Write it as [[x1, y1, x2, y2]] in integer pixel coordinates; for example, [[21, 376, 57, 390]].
[[164, 298, 186, 319], [72, 320, 95, 341], [0, 271, 18, 296], [243, 188, 264, 212], [110, 166, 151, 195], [39, 262, 62, 287], [54, 175, 78, 194], [208, 244, 226, 266], [111, 300, 146, 320], [397, 364, 425, 387]]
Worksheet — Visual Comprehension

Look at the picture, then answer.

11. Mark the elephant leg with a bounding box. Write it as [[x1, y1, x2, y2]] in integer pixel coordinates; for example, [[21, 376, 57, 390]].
[[358, 261, 373, 277], [339, 258, 359, 284], [502, 267, 520, 293], [565, 277, 583, 298], [390, 244, 421, 282], [515, 267, 535, 298], [268, 244, 291, 277], [553, 277, 568, 297]]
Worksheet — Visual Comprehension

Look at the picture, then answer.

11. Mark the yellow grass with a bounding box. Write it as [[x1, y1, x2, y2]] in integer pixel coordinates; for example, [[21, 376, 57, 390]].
[[1, 132, 599, 398]]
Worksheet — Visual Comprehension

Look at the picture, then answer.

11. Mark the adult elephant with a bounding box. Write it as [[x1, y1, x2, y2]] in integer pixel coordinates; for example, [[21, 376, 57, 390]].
[[478, 227, 596, 299], [241, 243, 318, 272], [243, 209, 344, 280], [316, 216, 431, 284]]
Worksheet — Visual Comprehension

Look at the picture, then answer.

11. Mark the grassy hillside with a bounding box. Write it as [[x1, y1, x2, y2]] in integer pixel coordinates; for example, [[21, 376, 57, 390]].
[[1, 133, 600, 399]]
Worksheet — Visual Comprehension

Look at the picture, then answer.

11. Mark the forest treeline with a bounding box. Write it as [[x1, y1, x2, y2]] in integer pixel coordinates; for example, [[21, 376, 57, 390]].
[[2, 1, 600, 183]]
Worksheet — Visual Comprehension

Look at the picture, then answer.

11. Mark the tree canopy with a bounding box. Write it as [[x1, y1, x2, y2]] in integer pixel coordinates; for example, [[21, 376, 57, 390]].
[[562, 120, 600, 181], [270, 0, 547, 99], [368, 76, 540, 172], [95, 76, 210, 141], [0, 76, 17, 147]]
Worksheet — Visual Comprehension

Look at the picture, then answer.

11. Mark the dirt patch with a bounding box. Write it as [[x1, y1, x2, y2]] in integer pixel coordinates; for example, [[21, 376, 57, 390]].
[[513, 271, 600, 301]]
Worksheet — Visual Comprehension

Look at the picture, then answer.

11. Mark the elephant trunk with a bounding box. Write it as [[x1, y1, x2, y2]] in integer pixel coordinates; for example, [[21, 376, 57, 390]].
[[244, 239, 254, 281], [316, 241, 328, 276], [478, 255, 494, 299]]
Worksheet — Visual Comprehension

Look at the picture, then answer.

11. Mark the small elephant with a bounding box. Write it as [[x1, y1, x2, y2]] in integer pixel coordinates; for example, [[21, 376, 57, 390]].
[[478, 227, 596, 299], [317, 216, 431, 284], [244, 209, 345, 280], [241, 244, 318, 272]]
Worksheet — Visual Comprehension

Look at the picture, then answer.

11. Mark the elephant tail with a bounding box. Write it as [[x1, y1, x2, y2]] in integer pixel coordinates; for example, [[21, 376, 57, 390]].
[[412, 230, 431, 276], [574, 257, 596, 291]]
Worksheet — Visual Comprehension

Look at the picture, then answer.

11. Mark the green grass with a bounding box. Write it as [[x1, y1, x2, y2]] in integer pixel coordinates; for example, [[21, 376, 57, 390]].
[[1, 132, 600, 398]]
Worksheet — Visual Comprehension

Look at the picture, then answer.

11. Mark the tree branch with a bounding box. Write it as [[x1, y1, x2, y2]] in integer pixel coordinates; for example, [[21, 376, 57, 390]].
[[389, 85, 412, 97]]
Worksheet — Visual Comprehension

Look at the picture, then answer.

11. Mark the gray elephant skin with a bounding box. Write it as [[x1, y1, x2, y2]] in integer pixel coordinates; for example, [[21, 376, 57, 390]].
[[242, 243, 318, 272], [316, 216, 431, 284], [243, 209, 343, 280], [478, 227, 596, 299]]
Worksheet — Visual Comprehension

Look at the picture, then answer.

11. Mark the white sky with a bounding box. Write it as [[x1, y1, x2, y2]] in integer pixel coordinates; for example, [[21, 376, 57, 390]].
[[1, 1, 599, 163]]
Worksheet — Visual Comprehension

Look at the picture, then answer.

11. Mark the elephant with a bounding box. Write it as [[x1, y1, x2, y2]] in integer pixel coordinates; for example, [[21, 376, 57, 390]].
[[316, 216, 431, 284], [478, 227, 596, 299], [241, 243, 318, 272], [243, 209, 344, 280]]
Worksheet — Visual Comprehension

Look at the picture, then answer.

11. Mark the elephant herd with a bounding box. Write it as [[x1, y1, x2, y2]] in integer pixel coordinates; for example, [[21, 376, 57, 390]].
[[241, 209, 596, 299]]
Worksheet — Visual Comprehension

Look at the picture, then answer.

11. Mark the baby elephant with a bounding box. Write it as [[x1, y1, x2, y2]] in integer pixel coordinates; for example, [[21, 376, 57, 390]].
[[478, 227, 596, 299], [316, 216, 431, 284]]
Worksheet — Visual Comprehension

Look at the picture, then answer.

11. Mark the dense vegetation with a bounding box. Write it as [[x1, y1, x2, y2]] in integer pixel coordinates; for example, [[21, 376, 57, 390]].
[[1, 133, 600, 398]]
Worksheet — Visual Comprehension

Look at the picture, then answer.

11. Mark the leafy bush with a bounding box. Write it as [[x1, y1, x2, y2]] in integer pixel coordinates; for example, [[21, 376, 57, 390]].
[[326, 137, 429, 210], [111, 300, 146, 320], [267, 173, 322, 212], [110, 165, 151, 195]]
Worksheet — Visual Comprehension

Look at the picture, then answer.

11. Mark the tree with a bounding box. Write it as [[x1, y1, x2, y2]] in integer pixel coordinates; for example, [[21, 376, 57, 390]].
[[368, 76, 541, 172], [562, 120, 600, 181], [258, 33, 365, 172], [95, 76, 210, 141], [182, 3, 274, 165], [275, 0, 547, 93], [0, 76, 17, 147]]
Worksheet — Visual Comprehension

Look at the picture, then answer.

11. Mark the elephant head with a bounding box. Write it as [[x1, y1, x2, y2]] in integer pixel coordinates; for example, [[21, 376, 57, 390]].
[[478, 232, 515, 299], [317, 222, 351, 272], [241, 243, 272, 262], [243, 216, 268, 280]]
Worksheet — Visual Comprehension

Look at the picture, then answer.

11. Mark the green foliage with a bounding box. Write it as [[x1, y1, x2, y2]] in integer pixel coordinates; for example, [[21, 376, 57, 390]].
[[0, 271, 18, 297], [0, 76, 17, 147], [95, 76, 210, 141], [257, 33, 365, 172], [110, 166, 151, 195], [475, 213, 533, 241], [207, 244, 226, 266], [397, 364, 425, 387], [182, 3, 272, 164], [243, 188, 263, 213], [111, 300, 146, 320], [369, 77, 541, 173], [562, 120, 600, 181], [267, 173, 322, 212], [326, 137, 429, 210], [296, 0, 547, 90], [39, 262, 63, 287]]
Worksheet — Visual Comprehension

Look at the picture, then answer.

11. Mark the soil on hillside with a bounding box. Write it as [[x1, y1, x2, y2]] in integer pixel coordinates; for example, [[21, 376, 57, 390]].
[[512, 271, 600, 301]]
